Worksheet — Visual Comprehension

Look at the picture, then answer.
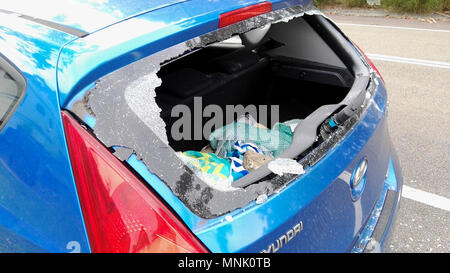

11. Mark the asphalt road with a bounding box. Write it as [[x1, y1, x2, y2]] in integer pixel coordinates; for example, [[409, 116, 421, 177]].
[[326, 13, 450, 252]]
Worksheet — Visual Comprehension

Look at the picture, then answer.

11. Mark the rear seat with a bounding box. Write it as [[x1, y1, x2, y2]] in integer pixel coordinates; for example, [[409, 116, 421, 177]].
[[155, 50, 270, 151]]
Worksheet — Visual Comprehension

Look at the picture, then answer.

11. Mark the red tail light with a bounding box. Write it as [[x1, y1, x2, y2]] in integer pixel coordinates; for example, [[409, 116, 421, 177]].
[[62, 111, 208, 253], [352, 42, 384, 83], [219, 2, 272, 28]]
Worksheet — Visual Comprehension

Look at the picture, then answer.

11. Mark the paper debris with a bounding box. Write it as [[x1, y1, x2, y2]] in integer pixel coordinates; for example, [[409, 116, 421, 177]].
[[268, 158, 305, 176]]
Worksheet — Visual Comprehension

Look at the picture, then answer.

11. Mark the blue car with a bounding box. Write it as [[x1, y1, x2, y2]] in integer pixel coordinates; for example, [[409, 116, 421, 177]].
[[0, 0, 402, 253]]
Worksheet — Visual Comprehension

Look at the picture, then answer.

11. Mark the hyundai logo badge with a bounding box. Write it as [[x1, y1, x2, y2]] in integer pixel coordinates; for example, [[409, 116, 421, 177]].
[[350, 158, 368, 200]]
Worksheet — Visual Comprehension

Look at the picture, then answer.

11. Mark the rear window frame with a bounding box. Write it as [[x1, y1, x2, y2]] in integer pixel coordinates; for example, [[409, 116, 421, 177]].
[[0, 53, 27, 131], [66, 6, 374, 218]]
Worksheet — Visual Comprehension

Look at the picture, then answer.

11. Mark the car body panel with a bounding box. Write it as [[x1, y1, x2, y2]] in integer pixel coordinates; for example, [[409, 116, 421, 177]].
[[0, 0, 402, 253], [351, 153, 403, 253], [0, 13, 90, 252]]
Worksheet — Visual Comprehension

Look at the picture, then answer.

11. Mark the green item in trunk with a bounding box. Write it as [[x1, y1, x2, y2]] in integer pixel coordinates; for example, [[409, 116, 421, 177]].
[[209, 119, 301, 158]]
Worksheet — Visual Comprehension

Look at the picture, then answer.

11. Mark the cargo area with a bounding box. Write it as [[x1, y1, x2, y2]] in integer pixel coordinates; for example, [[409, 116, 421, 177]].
[[156, 16, 354, 153], [150, 16, 358, 188]]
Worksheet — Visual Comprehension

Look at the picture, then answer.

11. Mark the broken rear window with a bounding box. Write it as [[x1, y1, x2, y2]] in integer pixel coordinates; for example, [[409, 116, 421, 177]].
[[68, 6, 374, 218]]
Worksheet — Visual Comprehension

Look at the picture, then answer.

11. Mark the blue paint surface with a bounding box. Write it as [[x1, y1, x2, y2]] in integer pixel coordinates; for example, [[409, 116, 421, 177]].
[[0, 16, 90, 252], [0, 0, 401, 253]]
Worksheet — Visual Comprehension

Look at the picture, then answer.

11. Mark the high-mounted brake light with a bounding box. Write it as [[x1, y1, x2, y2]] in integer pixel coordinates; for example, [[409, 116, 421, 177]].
[[352, 42, 384, 83], [219, 2, 272, 28], [62, 111, 208, 253]]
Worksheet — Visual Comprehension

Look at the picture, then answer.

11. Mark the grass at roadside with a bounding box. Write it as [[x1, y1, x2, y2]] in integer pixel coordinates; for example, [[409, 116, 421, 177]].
[[314, 0, 450, 14]]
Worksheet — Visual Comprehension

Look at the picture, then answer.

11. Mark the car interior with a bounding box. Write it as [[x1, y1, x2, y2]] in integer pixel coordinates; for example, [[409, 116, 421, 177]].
[[155, 16, 355, 152]]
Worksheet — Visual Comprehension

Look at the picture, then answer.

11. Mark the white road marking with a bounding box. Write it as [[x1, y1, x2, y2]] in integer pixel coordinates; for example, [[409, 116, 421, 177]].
[[366, 53, 450, 69], [337, 23, 450, 33], [402, 185, 450, 212]]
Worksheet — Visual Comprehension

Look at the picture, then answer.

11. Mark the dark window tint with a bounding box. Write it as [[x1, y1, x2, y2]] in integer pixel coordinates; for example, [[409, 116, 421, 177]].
[[0, 57, 26, 130]]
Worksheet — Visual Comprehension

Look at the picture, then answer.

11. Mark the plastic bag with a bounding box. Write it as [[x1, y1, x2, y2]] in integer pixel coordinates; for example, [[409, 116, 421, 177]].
[[209, 118, 301, 158]]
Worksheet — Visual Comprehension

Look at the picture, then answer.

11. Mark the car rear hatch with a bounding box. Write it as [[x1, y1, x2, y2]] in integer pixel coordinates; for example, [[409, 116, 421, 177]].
[[59, 0, 392, 252]]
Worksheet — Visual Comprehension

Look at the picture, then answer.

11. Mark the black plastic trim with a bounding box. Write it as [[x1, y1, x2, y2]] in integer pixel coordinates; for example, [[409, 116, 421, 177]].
[[271, 57, 354, 88], [363, 189, 398, 253]]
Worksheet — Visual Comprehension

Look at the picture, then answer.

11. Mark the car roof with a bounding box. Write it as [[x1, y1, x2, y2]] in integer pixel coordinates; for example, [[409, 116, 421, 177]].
[[0, 0, 189, 34]]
